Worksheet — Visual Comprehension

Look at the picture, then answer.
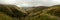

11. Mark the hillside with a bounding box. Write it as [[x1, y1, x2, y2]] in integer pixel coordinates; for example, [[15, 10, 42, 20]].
[[41, 5, 60, 20], [0, 4, 60, 20], [42, 5, 60, 17], [20, 6, 57, 20], [25, 6, 49, 16], [0, 4, 28, 19]]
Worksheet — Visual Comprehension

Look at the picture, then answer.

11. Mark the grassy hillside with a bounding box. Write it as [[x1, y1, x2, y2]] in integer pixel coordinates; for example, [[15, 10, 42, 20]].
[[20, 6, 57, 20], [0, 12, 15, 20], [42, 5, 60, 17], [0, 4, 60, 20], [0, 4, 27, 20]]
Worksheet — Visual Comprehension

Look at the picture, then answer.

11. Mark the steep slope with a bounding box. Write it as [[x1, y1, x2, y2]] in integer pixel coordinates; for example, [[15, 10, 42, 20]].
[[41, 5, 60, 17], [0, 4, 27, 19], [25, 6, 49, 16], [40, 5, 60, 20], [20, 6, 57, 20], [0, 4, 57, 20]]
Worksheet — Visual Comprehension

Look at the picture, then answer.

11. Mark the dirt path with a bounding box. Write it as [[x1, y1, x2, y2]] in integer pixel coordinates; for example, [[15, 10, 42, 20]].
[[56, 17, 60, 20]]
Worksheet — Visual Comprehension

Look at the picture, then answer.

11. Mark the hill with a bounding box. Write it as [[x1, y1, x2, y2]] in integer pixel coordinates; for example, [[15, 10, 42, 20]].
[[0, 4, 58, 20], [24, 6, 49, 16], [41, 5, 60, 20], [0, 4, 27, 19], [20, 6, 57, 20], [41, 5, 60, 17]]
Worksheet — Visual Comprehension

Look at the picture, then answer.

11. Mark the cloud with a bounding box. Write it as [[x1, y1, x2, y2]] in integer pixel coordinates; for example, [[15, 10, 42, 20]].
[[0, 0, 16, 4], [0, 0, 60, 7]]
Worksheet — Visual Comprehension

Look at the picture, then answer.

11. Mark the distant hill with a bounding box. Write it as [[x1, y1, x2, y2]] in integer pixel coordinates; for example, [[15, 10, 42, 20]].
[[22, 6, 50, 16], [41, 5, 60, 17], [20, 6, 57, 20]]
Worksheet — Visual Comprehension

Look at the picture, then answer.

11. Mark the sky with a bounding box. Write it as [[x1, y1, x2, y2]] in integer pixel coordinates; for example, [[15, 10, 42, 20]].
[[0, 0, 60, 7]]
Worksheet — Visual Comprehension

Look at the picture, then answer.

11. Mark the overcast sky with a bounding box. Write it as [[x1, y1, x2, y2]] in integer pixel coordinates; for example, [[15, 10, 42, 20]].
[[0, 0, 60, 7]]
